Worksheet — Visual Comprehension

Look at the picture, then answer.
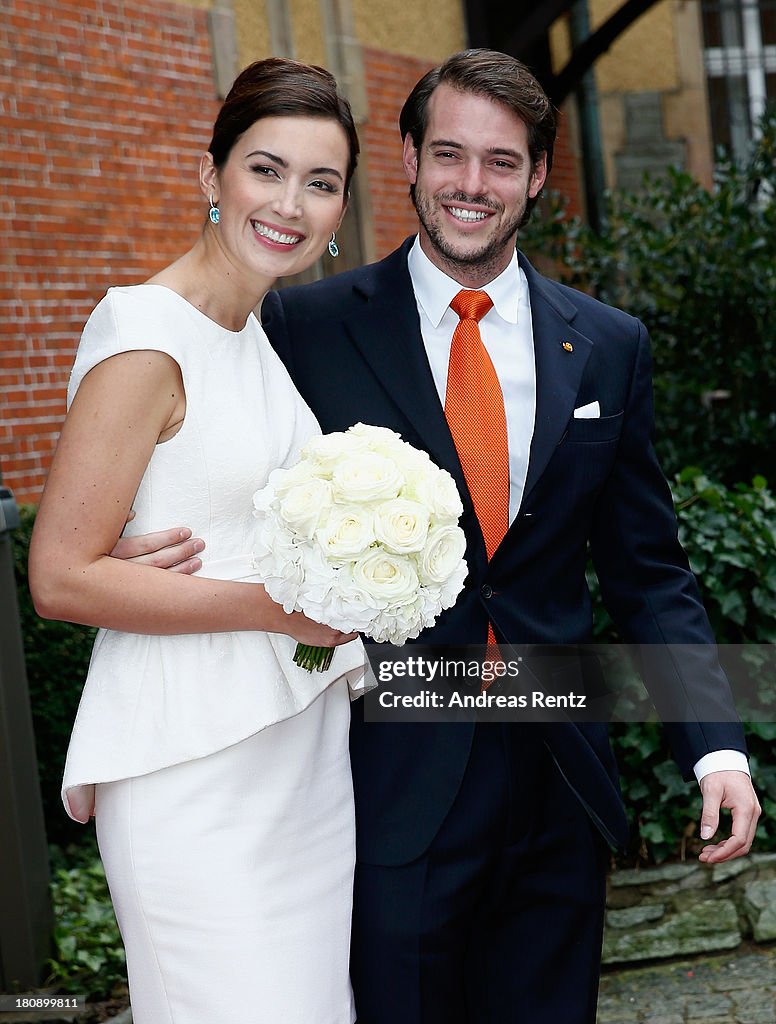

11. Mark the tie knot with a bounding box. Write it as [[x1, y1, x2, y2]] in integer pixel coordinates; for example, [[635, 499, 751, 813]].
[[450, 289, 493, 324]]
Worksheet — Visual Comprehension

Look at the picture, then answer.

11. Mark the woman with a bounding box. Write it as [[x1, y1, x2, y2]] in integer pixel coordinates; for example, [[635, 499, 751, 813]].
[[29, 58, 365, 1024]]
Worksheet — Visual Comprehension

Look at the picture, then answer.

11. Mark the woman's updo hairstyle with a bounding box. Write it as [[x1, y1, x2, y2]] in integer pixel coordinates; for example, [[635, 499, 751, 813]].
[[208, 57, 360, 192]]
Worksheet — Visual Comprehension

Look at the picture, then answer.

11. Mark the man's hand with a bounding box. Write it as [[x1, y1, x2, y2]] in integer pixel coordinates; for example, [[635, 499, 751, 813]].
[[697, 770, 761, 864], [110, 519, 205, 574]]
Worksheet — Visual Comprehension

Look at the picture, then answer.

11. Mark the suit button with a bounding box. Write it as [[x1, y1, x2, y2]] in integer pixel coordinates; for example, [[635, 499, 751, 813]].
[[480, 584, 493, 599]]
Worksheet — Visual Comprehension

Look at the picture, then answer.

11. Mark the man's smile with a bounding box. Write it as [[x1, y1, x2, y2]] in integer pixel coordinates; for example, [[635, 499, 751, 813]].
[[445, 207, 492, 223]]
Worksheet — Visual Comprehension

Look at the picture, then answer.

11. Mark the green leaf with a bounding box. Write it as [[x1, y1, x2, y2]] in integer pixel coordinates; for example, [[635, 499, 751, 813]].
[[640, 821, 666, 844]]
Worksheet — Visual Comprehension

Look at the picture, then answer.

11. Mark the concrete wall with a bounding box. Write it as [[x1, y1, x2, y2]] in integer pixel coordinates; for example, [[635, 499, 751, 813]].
[[551, 0, 714, 192]]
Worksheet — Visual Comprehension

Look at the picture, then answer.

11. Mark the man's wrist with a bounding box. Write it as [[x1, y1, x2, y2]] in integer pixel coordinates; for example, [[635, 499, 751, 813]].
[[694, 749, 750, 783]]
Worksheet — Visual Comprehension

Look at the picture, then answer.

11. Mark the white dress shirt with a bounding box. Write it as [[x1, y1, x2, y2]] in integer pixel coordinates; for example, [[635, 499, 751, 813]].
[[406, 237, 749, 784], [408, 238, 534, 524]]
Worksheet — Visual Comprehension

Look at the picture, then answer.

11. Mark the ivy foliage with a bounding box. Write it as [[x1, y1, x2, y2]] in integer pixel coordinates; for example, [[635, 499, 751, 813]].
[[587, 410, 776, 865], [46, 841, 126, 999], [675, 470, 776, 645]]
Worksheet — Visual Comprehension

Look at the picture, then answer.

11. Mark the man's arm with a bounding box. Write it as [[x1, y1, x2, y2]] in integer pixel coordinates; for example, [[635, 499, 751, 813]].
[[588, 321, 760, 862], [111, 517, 204, 574]]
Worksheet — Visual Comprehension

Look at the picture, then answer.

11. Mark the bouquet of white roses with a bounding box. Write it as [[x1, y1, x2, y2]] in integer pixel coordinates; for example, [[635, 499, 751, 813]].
[[252, 423, 468, 671]]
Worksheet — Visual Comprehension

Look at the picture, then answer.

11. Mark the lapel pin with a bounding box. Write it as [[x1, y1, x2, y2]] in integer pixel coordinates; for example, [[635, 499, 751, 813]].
[[562, 341, 574, 353]]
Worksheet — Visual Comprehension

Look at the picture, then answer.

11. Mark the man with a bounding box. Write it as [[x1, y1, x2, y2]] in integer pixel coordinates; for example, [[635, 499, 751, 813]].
[[124, 49, 759, 1023]]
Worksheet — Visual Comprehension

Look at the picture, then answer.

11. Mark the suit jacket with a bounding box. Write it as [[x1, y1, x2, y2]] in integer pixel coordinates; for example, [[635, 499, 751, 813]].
[[262, 237, 747, 864]]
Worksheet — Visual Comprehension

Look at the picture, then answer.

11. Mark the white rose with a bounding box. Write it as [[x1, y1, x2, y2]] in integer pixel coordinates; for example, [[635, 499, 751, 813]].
[[351, 550, 419, 608], [349, 423, 404, 449], [278, 477, 333, 539], [393, 449, 434, 492], [373, 498, 430, 554], [315, 505, 376, 559], [351, 425, 432, 481], [410, 468, 464, 523], [418, 524, 467, 585], [301, 431, 369, 472], [271, 459, 320, 497], [331, 451, 404, 503]]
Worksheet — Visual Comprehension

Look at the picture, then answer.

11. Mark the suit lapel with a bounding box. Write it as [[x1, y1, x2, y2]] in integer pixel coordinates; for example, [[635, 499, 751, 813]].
[[519, 255, 594, 507], [341, 240, 473, 515], [339, 243, 596, 548]]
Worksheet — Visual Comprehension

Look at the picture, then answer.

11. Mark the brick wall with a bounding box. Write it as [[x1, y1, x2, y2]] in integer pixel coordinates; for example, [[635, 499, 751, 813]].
[[0, 0, 218, 503], [361, 47, 434, 258], [551, 109, 584, 220], [2, 20, 584, 505], [361, 45, 583, 258]]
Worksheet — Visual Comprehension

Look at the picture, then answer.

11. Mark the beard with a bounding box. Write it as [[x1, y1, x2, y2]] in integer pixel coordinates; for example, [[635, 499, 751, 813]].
[[411, 187, 527, 280]]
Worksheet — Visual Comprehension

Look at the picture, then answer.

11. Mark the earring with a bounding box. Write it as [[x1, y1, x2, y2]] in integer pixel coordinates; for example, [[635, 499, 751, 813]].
[[328, 233, 339, 258], [209, 195, 220, 225]]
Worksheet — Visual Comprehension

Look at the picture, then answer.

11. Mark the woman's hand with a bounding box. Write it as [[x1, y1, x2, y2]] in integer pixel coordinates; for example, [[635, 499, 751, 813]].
[[282, 609, 358, 648]]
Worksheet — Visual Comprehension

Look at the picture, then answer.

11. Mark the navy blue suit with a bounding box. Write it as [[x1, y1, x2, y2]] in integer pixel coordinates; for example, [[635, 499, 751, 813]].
[[262, 238, 746, 1023]]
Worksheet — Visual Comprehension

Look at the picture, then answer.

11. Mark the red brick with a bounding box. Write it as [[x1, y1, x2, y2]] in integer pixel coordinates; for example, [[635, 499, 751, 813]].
[[2, 0, 218, 501]]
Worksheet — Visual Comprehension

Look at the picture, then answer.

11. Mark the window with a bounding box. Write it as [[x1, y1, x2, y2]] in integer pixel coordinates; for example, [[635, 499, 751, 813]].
[[702, 0, 776, 160]]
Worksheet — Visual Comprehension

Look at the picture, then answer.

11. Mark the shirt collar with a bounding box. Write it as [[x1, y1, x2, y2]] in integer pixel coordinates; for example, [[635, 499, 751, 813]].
[[407, 235, 524, 328]]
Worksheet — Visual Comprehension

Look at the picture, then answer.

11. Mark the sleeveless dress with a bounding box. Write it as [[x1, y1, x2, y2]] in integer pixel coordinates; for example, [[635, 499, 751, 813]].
[[61, 285, 367, 1024]]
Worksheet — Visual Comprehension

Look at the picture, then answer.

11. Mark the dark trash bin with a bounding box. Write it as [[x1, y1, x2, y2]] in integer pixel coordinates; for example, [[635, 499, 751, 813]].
[[0, 479, 52, 991]]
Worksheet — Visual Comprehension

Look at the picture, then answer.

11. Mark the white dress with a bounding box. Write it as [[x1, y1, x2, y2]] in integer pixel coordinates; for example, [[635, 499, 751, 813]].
[[61, 285, 366, 1024]]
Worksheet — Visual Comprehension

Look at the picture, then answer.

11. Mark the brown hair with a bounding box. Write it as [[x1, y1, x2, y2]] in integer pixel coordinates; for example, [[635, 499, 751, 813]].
[[399, 49, 556, 222], [209, 57, 360, 191]]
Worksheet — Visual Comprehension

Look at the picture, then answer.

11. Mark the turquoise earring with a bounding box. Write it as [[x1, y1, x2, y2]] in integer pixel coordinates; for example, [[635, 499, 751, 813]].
[[209, 195, 220, 225], [328, 233, 339, 258]]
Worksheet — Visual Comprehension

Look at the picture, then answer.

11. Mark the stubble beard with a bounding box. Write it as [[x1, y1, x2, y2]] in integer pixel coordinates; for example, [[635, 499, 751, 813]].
[[412, 187, 526, 283]]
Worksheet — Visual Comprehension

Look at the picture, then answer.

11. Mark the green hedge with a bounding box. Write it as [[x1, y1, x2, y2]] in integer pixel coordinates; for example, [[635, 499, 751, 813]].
[[12, 477, 776, 863], [591, 470, 776, 862], [522, 108, 776, 487], [517, 114, 776, 860], [46, 840, 126, 999]]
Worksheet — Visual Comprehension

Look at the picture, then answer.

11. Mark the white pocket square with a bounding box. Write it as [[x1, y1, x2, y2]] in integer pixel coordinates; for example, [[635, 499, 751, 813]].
[[574, 401, 600, 419]]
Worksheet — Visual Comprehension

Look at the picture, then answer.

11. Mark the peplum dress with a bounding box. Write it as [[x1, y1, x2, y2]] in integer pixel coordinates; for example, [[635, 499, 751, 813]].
[[61, 285, 366, 1024]]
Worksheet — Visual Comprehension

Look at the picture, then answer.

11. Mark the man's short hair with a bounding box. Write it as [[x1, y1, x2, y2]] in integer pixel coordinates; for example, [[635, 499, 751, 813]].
[[399, 48, 557, 175]]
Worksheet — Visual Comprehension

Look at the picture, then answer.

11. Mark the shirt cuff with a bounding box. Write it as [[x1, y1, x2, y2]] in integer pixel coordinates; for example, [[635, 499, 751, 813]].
[[693, 750, 750, 783]]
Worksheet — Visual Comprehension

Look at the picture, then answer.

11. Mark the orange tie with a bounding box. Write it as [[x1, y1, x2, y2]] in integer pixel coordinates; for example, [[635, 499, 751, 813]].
[[444, 289, 509, 654]]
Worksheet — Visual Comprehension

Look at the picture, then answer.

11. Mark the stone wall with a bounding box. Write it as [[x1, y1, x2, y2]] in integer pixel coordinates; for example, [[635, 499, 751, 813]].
[[604, 854, 776, 965]]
